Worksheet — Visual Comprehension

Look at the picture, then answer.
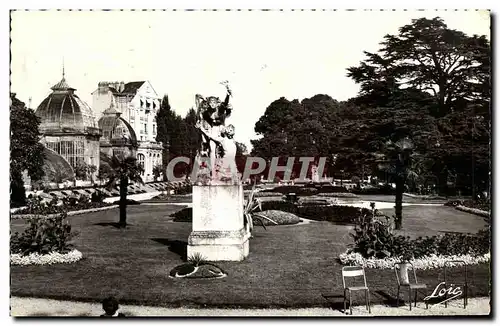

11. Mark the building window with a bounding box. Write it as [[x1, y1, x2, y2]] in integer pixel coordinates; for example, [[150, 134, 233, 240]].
[[144, 123, 147, 134], [153, 124, 156, 135]]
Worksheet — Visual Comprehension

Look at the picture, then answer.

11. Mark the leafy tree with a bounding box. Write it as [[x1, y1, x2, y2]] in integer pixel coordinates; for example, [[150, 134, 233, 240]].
[[106, 154, 144, 228], [347, 17, 490, 116], [343, 16, 490, 197], [183, 107, 200, 176], [156, 94, 193, 179], [10, 93, 45, 207], [235, 142, 248, 156]]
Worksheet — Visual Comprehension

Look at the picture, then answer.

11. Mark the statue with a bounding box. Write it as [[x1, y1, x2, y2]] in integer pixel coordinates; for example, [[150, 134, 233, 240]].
[[194, 81, 238, 184]]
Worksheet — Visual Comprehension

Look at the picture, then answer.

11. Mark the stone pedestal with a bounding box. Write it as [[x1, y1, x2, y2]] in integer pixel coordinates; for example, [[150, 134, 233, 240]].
[[187, 183, 250, 261]]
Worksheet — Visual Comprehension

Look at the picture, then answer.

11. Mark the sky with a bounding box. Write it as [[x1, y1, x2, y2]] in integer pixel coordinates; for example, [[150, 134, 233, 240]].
[[10, 10, 490, 149]]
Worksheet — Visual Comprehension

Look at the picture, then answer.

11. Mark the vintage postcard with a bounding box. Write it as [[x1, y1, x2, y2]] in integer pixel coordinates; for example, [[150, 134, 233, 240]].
[[9, 9, 491, 317]]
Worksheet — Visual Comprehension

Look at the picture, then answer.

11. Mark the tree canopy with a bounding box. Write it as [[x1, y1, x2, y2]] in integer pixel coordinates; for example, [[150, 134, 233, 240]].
[[10, 93, 45, 206], [250, 17, 490, 195]]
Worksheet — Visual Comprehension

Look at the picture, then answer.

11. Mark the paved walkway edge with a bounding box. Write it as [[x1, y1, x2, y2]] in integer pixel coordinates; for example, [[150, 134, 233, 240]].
[[10, 296, 490, 317]]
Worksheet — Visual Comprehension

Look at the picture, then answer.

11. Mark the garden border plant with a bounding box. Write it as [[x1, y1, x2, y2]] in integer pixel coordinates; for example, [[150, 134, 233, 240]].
[[10, 209, 82, 266], [12, 194, 113, 216], [169, 253, 227, 279], [341, 203, 491, 269]]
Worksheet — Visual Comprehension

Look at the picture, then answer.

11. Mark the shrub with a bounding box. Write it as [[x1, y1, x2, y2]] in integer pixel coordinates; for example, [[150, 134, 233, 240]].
[[112, 199, 141, 205], [315, 185, 349, 193], [175, 184, 192, 195], [350, 207, 395, 259], [462, 199, 491, 212], [171, 207, 193, 222], [10, 212, 75, 256], [259, 200, 368, 224], [348, 204, 491, 260], [297, 205, 371, 224], [91, 190, 106, 203], [13, 194, 112, 215]]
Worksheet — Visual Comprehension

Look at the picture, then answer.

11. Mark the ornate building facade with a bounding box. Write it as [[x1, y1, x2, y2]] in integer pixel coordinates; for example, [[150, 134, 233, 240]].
[[92, 81, 163, 181], [35, 74, 101, 182]]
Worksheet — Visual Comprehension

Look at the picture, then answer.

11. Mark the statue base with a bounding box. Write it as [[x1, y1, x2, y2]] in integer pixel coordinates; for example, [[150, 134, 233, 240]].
[[187, 183, 250, 261]]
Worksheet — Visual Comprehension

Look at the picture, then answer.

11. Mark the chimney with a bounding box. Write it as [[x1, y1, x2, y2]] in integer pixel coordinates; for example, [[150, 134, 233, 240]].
[[98, 82, 109, 94]]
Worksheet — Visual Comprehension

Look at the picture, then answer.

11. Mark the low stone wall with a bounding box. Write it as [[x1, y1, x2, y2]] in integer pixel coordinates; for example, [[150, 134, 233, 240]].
[[456, 205, 490, 218]]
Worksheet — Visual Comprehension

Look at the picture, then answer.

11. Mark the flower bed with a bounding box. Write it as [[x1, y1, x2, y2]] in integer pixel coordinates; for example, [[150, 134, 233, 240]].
[[445, 199, 491, 212], [12, 195, 113, 215], [260, 200, 370, 224], [316, 192, 359, 198], [11, 205, 119, 220], [169, 263, 227, 279], [11, 249, 83, 266], [252, 192, 284, 198], [339, 251, 490, 270], [456, 205, 490, 218], [254, 210, 301, 226]]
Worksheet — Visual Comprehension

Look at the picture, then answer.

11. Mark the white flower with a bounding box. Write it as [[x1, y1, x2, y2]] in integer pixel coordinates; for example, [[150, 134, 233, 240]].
[[11, 249, 83, 266], [338, 250, 490, 270]]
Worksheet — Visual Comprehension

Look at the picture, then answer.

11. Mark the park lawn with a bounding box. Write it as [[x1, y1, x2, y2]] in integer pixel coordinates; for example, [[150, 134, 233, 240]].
[[378, 205, 488, 238], [10, 204, 490, 309]]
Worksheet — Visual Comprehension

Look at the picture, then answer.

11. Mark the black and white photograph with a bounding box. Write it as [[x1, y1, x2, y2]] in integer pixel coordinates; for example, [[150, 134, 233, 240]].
[[8, 8, 492, 317]]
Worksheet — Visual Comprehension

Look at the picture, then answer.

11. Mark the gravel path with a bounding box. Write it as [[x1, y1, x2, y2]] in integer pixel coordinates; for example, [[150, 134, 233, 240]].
[[10, 296, 490, 317]]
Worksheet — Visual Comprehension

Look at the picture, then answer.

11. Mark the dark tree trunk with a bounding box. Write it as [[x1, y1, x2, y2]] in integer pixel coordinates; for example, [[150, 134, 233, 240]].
[[119, 176, 128, 228], [394, 177, 404, 230]]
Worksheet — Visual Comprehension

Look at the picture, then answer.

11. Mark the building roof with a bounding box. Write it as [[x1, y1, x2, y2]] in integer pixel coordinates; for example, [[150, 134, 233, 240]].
[[51, 77, 75, 91], [42, 147, 75, 182], [98, 102, 138, 147], [35, 76, 98, 134], [122, 81, 145, 94]]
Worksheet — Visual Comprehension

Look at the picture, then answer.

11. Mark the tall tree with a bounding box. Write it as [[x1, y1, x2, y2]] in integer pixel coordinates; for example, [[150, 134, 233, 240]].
[[156, 95, 190, 178], [344, 16, 491, 197], [10, 93, 45, 207], [379, 137, 417, 229], [106, 154, 144, 228], [348, 17, 490, 116], [184, 107, 200, 175]]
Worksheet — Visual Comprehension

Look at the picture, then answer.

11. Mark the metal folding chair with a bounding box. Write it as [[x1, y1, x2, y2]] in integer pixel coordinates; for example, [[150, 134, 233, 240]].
[[444, 260, 468, 309], [394, 262, 428, 311], [342, 266, 371, 315]]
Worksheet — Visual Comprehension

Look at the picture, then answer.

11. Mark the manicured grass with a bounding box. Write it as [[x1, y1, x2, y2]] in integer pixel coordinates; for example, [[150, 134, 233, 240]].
[[378, 205, 488, 239], [10, 204, 490, 309]]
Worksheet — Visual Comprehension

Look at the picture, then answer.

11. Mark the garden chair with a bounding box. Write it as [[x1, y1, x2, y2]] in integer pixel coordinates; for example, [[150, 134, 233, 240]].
[[342, 266, 371, 315], [394, 262, 428, 311], [444, 260, 468, 309]]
